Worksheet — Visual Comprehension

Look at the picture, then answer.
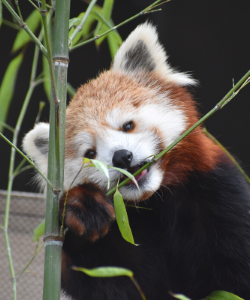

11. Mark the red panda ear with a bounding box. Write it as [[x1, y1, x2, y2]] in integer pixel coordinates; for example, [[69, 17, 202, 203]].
[[22, 122, 49, 190], [112, 23, 197, 86]]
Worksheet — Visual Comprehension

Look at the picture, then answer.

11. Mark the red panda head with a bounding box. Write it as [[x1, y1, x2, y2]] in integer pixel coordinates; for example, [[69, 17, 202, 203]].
[[23, 23, 219, 202]]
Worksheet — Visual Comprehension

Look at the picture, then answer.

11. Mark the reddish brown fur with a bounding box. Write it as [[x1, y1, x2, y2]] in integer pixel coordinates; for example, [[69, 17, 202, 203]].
[[65, 70, 224, 191]]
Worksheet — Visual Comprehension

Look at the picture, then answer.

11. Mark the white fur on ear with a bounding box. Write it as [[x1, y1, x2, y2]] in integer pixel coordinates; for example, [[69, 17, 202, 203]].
[[112, 23, 196, 86], [22, 122, 50, 190]]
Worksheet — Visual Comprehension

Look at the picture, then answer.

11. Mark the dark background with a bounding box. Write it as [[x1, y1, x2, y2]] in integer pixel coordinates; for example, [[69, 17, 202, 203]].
[[1, 0, 250, 192]]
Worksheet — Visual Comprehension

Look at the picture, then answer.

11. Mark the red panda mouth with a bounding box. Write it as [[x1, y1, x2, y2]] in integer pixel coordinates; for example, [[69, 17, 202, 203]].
[[122, 163, 149, 186]]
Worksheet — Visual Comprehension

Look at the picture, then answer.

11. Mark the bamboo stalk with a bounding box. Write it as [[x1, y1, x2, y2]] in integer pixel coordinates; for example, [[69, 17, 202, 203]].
[[107, 70, 250, 196], [41, 0, 70, 298]]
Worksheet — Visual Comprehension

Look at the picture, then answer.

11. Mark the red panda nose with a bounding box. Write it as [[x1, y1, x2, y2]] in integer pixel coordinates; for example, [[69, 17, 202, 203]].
[[112, 149, 133, 169]]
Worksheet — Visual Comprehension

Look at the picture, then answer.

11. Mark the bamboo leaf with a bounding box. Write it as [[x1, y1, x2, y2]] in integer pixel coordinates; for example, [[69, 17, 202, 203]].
[[88, 158, 110, 189], [42, 53, 51, 100], [107, 33, 119, 60], [94, 0, 114, 46], [67, 82, 76, 98], [108, 165, 139, 189], [12, 10, 41, 52], [72, 266, 133, 277], [68, 9, 99, 46], [206, 291, 243, 300], [0, 53, 23, 132], [33, 219, 45, 242], [171, 294, 191, 300], [114, 189, 135, 245], [69, 17, 81, 30]]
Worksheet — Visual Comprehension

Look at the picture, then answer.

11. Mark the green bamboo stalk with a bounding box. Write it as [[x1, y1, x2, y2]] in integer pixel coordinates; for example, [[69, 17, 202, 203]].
[[69, 0, 97, 46], [107, 70, 250, 197], [2, 0, 48, 57], [3, 30, 44, 300], [41, 0, 70, 298], [70, 1, 166, 51]]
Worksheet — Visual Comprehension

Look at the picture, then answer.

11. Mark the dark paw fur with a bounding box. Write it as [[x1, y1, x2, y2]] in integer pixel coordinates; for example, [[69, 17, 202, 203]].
[[59, 183, 115, 241]]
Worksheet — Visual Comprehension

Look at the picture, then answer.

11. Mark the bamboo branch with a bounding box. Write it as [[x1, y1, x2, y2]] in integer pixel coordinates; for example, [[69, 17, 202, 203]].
[[107, 69, 250, 197], [2, 18, 20, 30], [16, 241, 44, 280], [14, 0, 23, 24], [2, 0, 48, 57], [203, 128, 250, 184], [70, 2, 165, 51], [69, 0, 97, 46]]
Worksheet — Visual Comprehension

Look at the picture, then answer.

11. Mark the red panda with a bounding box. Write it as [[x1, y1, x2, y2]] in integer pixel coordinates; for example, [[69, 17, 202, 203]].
[[23, 23, 250, 300]]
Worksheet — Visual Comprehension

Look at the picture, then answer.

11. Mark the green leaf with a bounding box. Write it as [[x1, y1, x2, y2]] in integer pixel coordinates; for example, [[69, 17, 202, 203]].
[[114, 189, 135, 245], [33, 219, 45, 242], [206, 291, 243, 300], [94, 0, 114, 46], [42, 53, 51, 101], [69, 8, 100, 47], [108, 165, 139, 189], [171, 294, 191, 300], [0, 53, 23, 133], [67, 82, 76, 98], [72, 266, 133, 278], [12, 9, 41, 52], [89, 158, 110, 189], [69, 17, 81, 30], [107, 33, 120, 60]]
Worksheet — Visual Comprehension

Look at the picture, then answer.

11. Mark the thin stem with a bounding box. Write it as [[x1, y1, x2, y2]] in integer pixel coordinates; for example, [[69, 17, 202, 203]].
[[70, 3, 162, 51], [95, 11, 113, 29], [2, 19, 20, 30], [14, 0, 23, 23], [16, 242, 44, 280], [13, 158, 26, 176], [107, 69, 250, 197], [35, 101, 46, 123], [26, 0, 40, 11], [69, 0, 97, 46], [14, 165, 33, 177], [131, 277, 146, 300], [37, 0, 53, 9], [4, 230, 16, 300], [203, 128, 250, 184], [2, 0, 48, 57], [0, 121, 15, 132]]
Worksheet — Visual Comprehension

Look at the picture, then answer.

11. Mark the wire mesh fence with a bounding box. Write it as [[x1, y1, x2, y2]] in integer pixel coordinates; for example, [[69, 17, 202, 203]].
[[0, 190, 69, 300]]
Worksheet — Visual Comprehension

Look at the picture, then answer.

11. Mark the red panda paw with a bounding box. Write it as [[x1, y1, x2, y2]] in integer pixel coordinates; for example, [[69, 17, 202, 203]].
[[59, 183, 115, 241]]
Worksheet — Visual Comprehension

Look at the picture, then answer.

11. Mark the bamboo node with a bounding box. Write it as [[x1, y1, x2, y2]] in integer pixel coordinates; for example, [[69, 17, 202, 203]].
[[215, 104, 222, 110], [52, 188, 61, 194], [43, 235, 64, 245], [40, 9, 47, 16]]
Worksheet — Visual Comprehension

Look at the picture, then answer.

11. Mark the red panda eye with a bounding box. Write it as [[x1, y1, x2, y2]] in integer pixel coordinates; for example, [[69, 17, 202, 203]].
[[85, 149, 96, 159], [123, 121, 134, 132]]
